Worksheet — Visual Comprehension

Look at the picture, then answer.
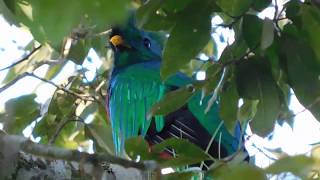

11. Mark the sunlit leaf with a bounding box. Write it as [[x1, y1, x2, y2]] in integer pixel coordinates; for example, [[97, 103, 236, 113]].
[[148, 85, 195, 118], [265, 155, 316, 178], [152, 138, 210, 167], [211, 163, 266, 180]]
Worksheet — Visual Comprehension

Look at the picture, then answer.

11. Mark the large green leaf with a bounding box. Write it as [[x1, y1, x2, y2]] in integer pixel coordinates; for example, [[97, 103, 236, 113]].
[[243, 15, 263, 49], [148, 85, 195, 118], [235, 58, 281, 136], [152, 138, 210, 167], [160, 1, 212, 79], [265, 155, 316, 178], [0, 94, 40, 134], [281, 35, 320, 121], [219, 73, 239, 133], [211, 163, 266, 180], [216, 0, 253, 17]]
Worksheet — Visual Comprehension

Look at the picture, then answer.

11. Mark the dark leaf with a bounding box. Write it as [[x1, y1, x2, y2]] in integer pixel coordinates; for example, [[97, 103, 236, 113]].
[[235, 57, 281, 136], [243, 15, 263, 49], [252, 0, 271, 11], [219, 73, 239, 133], [216, 0, 253, 16], [281, 36, 320, 121]]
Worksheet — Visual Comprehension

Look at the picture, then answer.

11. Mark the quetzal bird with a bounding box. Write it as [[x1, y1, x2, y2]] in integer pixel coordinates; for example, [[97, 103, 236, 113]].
[[107, 19, 246, 164]]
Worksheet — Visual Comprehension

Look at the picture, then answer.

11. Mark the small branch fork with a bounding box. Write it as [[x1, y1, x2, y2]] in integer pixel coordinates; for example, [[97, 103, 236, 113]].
[[0, 132, 158, 171]]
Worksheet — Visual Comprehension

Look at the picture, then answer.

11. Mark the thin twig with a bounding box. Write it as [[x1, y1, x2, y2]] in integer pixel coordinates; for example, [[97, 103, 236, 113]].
[[0, 133, 158, 171], [251, 143, 278, 161], [0, 45, 42, 71], [26, 72, 96, 102]]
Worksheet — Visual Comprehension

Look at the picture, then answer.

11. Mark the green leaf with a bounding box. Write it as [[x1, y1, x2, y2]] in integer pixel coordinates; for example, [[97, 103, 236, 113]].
[[235, 58, 281, 136], [265, 155, 315, 178], [281, 36, 320, 121], [148, 85, 195, 118], [162, 172, 195, 180], [300, 4, 320, 61], [237, 99, 259, 124], [212, 163, 266, 180], [216, 0, 253, 16], [152, 138, 210, 167], [243, 15, 263, 49], [161, 1, 211, 79], [0, 94, 40, 134], [136, 0, 164, 28], [85, 124, 114, 154], [252, 0, 271, 11], [67, 39, 90, 65], [219, 37, 248, 64], [219, 74, 239, 133], [260, 18, 274, 50], [125, 136, 150, 160]]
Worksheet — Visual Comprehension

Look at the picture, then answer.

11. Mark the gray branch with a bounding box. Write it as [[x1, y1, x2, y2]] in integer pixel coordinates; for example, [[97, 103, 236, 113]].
[[0, 133, 158, 171]]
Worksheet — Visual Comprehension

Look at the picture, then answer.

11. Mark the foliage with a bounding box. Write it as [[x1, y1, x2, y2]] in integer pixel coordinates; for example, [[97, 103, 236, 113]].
[[0, 0, 320, 179]]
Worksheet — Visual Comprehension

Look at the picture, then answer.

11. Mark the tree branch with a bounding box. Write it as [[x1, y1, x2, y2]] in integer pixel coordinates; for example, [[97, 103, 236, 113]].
[[0, 45, 42, 72], [0, 133, 158, 171]]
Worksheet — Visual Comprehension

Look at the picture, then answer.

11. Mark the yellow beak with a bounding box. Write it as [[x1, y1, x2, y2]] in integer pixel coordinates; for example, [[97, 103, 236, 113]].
[[110, 35, 124, 47]]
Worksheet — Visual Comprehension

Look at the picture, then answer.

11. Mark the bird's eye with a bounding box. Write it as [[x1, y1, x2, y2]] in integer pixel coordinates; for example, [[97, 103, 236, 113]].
[[143, 38, 151, 49]]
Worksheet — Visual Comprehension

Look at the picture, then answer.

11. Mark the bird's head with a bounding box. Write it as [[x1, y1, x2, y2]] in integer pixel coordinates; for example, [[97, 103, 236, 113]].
[[109, 20, 165, 69]]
